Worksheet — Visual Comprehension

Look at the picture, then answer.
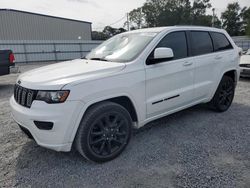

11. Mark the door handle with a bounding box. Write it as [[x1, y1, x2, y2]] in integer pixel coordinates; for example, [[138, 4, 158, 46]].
[[183, 62, 193, 66], [215, 56, 222, 60]]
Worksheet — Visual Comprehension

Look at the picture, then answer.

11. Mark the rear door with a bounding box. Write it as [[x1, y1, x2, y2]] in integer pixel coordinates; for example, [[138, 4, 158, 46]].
[[189, 31, 217, 101], [190, 31, 234, 101]]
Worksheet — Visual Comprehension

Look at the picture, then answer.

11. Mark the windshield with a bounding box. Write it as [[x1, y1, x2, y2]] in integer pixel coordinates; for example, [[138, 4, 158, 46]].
[[86, 32, 157, 62]]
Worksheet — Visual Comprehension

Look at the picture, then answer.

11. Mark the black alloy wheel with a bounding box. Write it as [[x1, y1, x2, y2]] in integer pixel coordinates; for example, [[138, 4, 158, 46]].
[[88, 112, 130, 158], [75, 101, 132, 163], [209, 75, 235, 112], [217, 78, 234, 109]]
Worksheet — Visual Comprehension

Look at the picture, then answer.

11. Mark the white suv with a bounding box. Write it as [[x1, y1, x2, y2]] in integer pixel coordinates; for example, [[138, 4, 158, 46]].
[[10, 26, 240, 162]]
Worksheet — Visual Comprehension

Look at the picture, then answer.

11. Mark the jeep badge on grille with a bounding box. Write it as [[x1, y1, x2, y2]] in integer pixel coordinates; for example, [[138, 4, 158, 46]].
[[17, 80, 21, 85]]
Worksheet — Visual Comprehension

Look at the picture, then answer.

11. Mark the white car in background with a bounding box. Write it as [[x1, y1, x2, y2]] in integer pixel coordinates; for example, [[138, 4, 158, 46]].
[[240, 49, 250, 77]]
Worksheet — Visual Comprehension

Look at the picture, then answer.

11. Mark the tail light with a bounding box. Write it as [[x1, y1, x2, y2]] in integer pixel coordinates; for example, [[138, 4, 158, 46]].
[[9, 53, 15, 63]]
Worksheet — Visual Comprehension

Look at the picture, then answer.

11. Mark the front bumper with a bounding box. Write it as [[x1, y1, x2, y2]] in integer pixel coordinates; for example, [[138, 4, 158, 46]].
[[10, 96, 84, 152], [240, 67, 250, 77]]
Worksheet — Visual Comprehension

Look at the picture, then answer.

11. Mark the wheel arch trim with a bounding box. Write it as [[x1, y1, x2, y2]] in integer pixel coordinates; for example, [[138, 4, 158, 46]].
[[210, 68, 238, 100], [68, 93, 140, 144]]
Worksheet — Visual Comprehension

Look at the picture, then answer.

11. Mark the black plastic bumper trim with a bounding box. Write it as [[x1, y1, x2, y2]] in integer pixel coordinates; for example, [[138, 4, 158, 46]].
[[34, 121, 54, 130]]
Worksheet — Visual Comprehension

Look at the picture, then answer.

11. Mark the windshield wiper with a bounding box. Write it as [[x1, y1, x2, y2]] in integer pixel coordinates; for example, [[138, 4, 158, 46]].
[[90, 58, 108, 62]]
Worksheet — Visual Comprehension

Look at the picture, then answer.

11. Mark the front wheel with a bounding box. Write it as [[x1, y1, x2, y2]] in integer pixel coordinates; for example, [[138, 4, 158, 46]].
[[208, 75, 235, 112], [75, 101, 132, 163]]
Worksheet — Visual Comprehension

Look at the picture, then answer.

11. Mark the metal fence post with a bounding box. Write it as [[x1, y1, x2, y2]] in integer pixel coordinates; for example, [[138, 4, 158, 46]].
[[79, 43, 83, 58], [53, 43, 58, 62], [23, 43, 28, 63]]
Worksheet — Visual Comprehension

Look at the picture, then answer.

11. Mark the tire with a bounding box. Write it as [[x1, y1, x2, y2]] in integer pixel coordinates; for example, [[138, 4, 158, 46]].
[[75, 101, 132, 163], [208, 75, 235, 112]]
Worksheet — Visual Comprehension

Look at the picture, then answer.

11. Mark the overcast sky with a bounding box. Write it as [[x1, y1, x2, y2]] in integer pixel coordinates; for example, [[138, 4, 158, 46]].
[[0, 0, 249, 30]]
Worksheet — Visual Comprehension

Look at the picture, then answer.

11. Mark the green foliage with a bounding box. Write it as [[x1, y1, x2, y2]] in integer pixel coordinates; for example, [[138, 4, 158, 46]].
[[221, 2, 243, 36], [127, 0, 250, 36], [241, 7, 250, 35], [142, 0, 193, 27], [92, 31, 109, 40], [129, 0, 214, 27], [129, 8, 145, 29], [92, 0, 250, 40], [92, 26, 126, 40]]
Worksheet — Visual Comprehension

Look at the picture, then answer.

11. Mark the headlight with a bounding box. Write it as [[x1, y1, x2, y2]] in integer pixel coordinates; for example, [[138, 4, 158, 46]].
[[36, 90, 70, 104]]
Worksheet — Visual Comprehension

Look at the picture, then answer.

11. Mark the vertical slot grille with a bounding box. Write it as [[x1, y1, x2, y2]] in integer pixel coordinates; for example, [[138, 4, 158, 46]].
[[14, 85, 37, 108]]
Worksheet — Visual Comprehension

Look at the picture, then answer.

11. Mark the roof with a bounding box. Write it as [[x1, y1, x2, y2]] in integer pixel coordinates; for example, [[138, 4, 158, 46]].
[[128, 26, 224, 34], [0, 9, 91, 25]]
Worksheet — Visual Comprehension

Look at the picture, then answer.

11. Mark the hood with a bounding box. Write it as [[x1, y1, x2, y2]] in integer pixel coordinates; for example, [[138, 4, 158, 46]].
[[240, 55, 250, 65], [18, 59, 126, 90]]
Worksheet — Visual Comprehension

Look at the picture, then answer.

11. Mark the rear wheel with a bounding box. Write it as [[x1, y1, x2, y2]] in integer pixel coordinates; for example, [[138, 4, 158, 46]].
[[209, 76, 235, 112], [75, 101, 132, 163]]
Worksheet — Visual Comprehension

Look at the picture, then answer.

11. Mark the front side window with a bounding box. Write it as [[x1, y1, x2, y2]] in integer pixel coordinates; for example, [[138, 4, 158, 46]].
[[86, 32, 157, 62], [211, 32, 233, 52], [156, 31, 188, 60], [191, 31, 213, 56]]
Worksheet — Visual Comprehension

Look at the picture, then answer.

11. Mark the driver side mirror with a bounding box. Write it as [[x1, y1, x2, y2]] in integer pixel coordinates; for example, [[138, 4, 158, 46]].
[[147, 47, 174, 65], [154, 47, 174, 59]]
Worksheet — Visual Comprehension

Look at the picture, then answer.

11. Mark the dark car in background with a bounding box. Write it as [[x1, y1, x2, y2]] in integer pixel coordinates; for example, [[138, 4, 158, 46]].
[[0, 50, 15, 77]]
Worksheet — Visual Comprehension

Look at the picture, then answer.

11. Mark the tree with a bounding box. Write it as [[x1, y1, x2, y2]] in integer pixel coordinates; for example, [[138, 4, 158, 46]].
[[213, 15, 222, 28], [141, 0, 164, 27], [92, 31, 109, 40], [103, 26, 126, 37], [127, 0, 214, 28], [191, 0, 211, 24], [92, 26, 127, 40], [221, 2, 243, 36], [241, 7, 250, 35], [129, 8, 145, 29]]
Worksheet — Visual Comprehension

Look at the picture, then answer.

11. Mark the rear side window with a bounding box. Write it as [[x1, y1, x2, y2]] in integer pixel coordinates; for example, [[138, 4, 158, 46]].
[[191, 31, 213, 56], [210, 32, 233, 52], [157, 31, 188, 60]]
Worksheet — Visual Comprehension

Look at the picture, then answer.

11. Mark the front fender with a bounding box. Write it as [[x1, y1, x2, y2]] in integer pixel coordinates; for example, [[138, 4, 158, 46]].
[[68, 92, 142, 144]]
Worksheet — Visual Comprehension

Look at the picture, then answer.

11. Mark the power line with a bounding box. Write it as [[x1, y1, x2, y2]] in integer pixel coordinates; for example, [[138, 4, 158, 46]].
[[109, 15, 126, 26]]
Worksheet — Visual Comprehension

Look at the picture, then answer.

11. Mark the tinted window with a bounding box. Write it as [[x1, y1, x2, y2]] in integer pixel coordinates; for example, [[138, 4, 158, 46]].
[[157, 31, 188, 60], [191, 31, 213, 56], [211, 32, 233, 52]]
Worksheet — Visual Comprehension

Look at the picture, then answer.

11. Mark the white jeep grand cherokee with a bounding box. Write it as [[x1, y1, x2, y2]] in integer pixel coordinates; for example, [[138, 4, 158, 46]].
[[10, 26, 240, 162]]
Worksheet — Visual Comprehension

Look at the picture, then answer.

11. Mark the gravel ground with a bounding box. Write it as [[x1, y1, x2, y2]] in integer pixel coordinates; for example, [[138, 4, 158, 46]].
[[0, 63, 250, 188]]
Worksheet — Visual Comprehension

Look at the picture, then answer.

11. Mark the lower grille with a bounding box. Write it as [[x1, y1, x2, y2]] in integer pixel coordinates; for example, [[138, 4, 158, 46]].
[[14, 84, 37, 108]]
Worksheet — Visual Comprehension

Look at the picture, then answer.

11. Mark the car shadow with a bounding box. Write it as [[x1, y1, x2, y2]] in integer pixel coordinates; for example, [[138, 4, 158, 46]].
[[13, 102, 250, 187]]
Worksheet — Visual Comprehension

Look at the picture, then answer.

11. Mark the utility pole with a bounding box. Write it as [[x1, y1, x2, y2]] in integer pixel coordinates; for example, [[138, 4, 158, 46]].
[[127, 13, 130, 31], [139, 7, 142, 29], [212, 8, 215, 27]]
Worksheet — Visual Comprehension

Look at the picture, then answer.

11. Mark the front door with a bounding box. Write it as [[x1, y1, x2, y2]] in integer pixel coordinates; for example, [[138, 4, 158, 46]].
[[145, 31, 195, 118]]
